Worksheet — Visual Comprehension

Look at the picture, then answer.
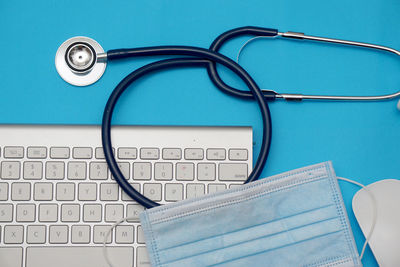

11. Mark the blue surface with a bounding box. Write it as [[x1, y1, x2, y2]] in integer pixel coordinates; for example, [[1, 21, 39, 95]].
[[1, 1, 399, 265]]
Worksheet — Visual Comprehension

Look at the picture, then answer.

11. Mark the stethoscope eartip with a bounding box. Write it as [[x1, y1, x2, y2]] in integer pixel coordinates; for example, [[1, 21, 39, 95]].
[[397, 99, 400, 111], [55, 36, 107, 86]]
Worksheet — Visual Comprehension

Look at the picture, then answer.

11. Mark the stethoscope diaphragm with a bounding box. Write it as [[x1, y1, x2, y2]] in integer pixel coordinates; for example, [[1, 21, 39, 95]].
[[55, 36, 107, 86]]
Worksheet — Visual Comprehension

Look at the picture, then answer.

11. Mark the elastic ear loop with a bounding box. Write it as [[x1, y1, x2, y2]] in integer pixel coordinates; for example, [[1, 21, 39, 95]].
[[102, 177, 377, 266], [336, 177, 377, 260]]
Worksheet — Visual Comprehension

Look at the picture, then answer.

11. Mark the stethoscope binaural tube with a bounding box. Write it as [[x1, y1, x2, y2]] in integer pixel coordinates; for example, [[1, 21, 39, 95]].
[[207, 26, 400, 103]]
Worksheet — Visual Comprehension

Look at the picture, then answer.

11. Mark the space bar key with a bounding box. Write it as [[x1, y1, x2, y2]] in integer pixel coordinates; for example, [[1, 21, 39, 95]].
[[26, 246, 134, 267]]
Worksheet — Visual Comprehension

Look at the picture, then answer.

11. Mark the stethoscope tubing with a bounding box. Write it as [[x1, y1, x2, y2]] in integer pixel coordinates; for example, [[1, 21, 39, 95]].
[[102, 48, 272, 209], [101, 26, 400, 209]]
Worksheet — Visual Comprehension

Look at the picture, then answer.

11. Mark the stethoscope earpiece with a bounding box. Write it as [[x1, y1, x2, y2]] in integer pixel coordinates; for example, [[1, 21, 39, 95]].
[[55, 36, 107, 86]]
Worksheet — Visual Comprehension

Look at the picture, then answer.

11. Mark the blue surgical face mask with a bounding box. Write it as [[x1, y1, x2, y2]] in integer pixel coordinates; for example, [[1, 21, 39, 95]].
[[139, 162, 361, 267]]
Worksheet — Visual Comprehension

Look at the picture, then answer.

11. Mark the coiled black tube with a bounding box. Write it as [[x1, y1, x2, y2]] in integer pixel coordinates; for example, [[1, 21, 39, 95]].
[[103, 46, 271, 208], [103, 27, 278, 208]]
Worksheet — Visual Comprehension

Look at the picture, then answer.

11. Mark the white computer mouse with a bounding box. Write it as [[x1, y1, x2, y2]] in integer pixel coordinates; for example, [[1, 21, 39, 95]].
[[352, 179, 400, 267]]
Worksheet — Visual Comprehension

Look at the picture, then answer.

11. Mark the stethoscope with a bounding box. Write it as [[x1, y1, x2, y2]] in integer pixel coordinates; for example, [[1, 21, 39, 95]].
[[55, 26, 400, 208]]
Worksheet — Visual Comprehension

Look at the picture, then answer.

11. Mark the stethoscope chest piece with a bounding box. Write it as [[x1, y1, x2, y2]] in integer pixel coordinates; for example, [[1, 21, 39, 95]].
[[55, 36, 107, 86]]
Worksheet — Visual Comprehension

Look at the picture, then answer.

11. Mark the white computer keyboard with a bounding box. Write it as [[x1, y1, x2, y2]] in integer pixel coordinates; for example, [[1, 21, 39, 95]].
[[0, 124, 253, 267]]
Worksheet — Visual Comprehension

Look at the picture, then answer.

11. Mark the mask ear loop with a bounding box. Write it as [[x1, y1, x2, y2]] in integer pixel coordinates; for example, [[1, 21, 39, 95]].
[[336, 177, 377, 260], [103, 215, 137, 267]]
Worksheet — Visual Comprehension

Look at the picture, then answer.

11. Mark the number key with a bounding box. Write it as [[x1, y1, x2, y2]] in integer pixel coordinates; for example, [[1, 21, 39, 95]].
[[1, 161, 20, 179]]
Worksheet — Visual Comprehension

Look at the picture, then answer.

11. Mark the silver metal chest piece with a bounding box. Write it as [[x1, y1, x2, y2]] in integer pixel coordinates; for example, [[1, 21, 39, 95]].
[[55, 36, 107, 86]]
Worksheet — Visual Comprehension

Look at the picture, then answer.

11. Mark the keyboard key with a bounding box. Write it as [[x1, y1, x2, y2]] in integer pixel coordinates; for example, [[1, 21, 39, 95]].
[[71, 225, 90, 244], [95, 147, 115, 159], [184, 148, 204, 160], [126, 204, 144, 222], [208, 184, 227, 194], [78, 183, 97, 201], [23, 161, 43, 180], [95, 147, 105, 159], [27, 147, 47, 159], [121, 183, 140, 201], [229, 149, 248, 161], [118, 147, 137, 159], [39, 204, 58, 222], [143, 183, 162, 201], [105, 204, 124, 222], [140, 148, 159, 160], [56, 183, 75, 201], [176, 163, 194, 181], [16, 204, 35, 222], [49, 225, 68, 244], [197, 163, 216, 181], [1, 161, 20, 179], [73, 147, 92, 159], [154, 162, 173, 180], [89, 162, 108, 180], [27, 225, 46, 244], [4, 225, 24, 244], [115, 225, 134, 244], [219, 163, 248, 181], [83, 204, 102, 222], [50, 147, 70, 159], [162, 148, 181, 160], [137, 225, 145, 244], [0, 247, 22, 267], [11, 182, 31, 200], [0, 183, 9, 200], [26, 246, 133, 267], [45, 162, 65, 180], [207, 148, 226, 160], [100, 183, 119, 201], [93, 225, 112, 243], [165, 183, 183, 201], [0, 204, 13, 222], [186, 184, 205, 199], [68, 162, 87, 180], [137, 246, 151, 267], [133, 162, 151, 180], [114, 162, 130, 180], [61, 204, 80, 222], [4, 146, 24, 158]]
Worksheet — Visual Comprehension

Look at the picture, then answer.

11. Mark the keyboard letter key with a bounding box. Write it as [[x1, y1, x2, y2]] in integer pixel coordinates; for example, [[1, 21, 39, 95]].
[[0, 204, 13, 222], [0, 183, 9, 200], [4, 225, 24, 244]]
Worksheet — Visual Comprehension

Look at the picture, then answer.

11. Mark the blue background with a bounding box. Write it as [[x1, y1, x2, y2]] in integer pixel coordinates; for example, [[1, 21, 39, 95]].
[[1, 1, 399, 265]]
